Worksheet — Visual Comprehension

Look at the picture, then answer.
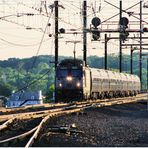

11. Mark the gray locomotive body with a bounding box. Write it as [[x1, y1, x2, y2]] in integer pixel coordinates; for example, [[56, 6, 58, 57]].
[[56, 59, 140, 102]]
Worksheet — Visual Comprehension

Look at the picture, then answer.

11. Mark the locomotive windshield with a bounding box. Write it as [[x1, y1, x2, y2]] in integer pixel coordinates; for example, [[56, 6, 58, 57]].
[[71, 69, 82, 77], [57, 69, 82, 77], [57, 69, 68, 77]]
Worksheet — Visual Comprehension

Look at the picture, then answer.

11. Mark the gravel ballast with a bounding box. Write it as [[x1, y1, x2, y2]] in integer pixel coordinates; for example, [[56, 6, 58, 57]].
[[34, 102, 148, 147]]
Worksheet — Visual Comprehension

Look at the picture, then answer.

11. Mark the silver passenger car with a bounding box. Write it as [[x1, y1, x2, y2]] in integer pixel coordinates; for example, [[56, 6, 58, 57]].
[[90, 68, 140, 98]]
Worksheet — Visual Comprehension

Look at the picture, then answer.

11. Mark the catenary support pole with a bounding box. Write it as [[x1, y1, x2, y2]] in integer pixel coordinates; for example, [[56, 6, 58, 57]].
[[139, 0, 142, 90], [83, 1, 87, 66], [119, 0, 122, 73], [130, 46, 133, 74], [54, 1, 58, 102], [105, 34, 108, 70]]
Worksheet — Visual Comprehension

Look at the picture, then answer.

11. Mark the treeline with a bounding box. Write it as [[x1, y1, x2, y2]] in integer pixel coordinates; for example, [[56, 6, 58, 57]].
[[0, 53, 147, 98]]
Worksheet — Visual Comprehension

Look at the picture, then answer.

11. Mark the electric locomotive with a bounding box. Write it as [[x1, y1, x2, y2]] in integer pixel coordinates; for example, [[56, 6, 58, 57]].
[[56, 59, 91, 102]]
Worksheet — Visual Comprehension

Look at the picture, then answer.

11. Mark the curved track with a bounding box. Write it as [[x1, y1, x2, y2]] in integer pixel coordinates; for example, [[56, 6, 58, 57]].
[[0, 93, 147, 147]]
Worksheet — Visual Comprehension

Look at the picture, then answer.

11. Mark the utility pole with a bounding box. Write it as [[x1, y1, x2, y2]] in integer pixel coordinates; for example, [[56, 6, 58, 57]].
[[105, 34, 108, 70], [130, 46, 133, 74], [54, 0, 58, 102], [140, 0, 142, 90], [147, 57, 148, 110], [55, 1, 58, 69], [83, 1, 87, 66], [119, 0, 122, 73], [147, 57, 148, 93]]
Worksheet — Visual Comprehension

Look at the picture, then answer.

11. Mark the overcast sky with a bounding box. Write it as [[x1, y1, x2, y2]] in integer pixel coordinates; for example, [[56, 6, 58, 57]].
[[0, 0, 148, 60]]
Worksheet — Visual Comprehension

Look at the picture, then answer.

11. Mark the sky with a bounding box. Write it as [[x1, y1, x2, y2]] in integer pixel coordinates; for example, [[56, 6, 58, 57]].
[[0, 0, 148, 60]]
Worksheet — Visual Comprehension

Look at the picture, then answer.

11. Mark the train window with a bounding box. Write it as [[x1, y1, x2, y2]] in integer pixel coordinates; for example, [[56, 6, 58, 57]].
[[71, 70, 82, 77], [57, 70, 68, 77], [57, 69, 82, 77]]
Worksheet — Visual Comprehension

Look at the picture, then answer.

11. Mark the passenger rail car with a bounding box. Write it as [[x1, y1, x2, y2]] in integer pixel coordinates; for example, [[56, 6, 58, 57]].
[[56, 59, 140, 102]]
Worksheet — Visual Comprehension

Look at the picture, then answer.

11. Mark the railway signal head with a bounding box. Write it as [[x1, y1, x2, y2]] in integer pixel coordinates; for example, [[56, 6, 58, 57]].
[[91, 17, 101, 28], [119, 17, 129, 42], [119, 17, 129, 29], [120, 31, 129, 42], [91, 17, 101, 41], [59, 28, 65, 33], [141, 27, 148, 33], [92, 29, 100, 41]]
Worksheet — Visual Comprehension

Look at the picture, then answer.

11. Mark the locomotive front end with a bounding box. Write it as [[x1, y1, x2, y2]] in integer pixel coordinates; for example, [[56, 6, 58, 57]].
[[56, 59, 83, 102]]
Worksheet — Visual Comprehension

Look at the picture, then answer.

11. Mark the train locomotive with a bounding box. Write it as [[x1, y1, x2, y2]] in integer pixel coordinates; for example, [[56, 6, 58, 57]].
[[56, 59, 140, 102]]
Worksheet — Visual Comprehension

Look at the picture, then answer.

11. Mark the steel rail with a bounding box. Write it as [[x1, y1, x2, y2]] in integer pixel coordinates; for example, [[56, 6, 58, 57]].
[[0, 126, 38, 144], [0, 103, 68, 114], [0, 106, 85, 147], [0, 104, 74, 122], [0, 117, 16, 131], [93, 94, 148, 107], [25, 107, 84, 148]]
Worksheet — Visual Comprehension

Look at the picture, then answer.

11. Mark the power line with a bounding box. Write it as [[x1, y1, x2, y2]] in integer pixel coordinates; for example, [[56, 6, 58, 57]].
[[12, 68, 51, 95], [0, 37, 50, 47], [30, 12, 53, 71]]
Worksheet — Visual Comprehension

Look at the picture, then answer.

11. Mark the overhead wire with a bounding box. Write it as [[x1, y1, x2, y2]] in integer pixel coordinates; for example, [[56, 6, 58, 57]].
[[3, 1, 55, 94], [1, 1, 147, 58], [29, 12, 53, 71], [19, 1, 83, 30], [103, 1, 148, 25], [2, 1, 147, 35], [0, 31, 44, 40], [12, 68, 51, 95], [22, 11, 53, 89], [1, 17, 44, 32], [0, 37, 50, 47]]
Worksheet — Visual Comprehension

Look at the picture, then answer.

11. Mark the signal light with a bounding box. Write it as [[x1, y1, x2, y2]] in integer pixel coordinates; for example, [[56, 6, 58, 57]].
[[119, 17, 129, 42], [119, 17, 129, 28], [92, 29, 100, 41], [91, 17, 101, 41], [120, 31, 129, 42], [141, 27, 148, 33], [59, 28, 65, 33], [91, 17, 101, 28], [48, 23, 51, 27], [49, 34, 52, 37]]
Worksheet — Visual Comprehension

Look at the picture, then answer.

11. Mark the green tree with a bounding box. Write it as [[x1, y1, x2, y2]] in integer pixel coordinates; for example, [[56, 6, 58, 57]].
[[0, 83, 12, 97]]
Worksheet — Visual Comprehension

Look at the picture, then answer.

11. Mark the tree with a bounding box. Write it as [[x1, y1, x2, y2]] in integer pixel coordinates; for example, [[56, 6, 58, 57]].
[[44, 84, 55, 103], [0, 83, 12, 97]]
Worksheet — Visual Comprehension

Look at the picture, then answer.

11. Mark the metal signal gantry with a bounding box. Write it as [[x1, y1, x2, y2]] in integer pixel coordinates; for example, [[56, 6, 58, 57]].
[[104, 35, 148, 71]]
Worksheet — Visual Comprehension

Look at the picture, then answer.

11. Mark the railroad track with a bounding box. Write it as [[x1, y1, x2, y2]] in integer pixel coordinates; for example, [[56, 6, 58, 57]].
[[0, 93, 147, 122], [0, 93, 147, 147], [0, 102, 70, 115], [0, 102, 77, 122], [0, 117, 42, 147], [0, 104, 87, 147]]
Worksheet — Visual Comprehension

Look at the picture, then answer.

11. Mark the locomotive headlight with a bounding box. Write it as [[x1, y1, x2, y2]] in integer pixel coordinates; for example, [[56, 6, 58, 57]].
[[76, 82, 81, 87], [59, 83, 62, 87], [66, 76, 73, 81]]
